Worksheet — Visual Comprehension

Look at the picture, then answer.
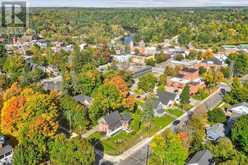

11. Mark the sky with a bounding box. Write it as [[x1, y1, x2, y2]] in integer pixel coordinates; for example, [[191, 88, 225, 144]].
[[29, 0, 248, 8]]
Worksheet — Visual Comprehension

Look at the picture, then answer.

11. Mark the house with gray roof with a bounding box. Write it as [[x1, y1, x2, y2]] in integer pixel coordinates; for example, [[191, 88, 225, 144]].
[[206, 123, 226, 141], [98, 111, 131, 137], [149, 91, 179, 117], [187, 150, 214, 165], [228, 102, 248, 116], [73, 95, 92, 108], [227, 102, 248, 128], [41, 76, 62, 92]]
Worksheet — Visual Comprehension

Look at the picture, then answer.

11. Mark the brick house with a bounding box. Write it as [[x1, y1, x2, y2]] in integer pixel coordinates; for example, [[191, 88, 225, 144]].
[[167, 67, 204, 95], [98, 111, 131, 137]]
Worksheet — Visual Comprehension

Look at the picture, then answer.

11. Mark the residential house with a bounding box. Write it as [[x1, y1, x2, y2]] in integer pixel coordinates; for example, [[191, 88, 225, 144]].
[[143, 47, 157, 56], [0, 135, 13, 165], [112, 54, 132, 63], [222, 45, 238, 54], [131, 55, 155, 64], [227, 102, 248, 127], [98, 111, 131, 137], [187, 150, 214, 165], [198, 54, 227, 69], [41, 76, 62, 92], [35, 39, 48, 49], [227, 102, 248, 116], [170, 59, 200, 68], [73, 95, 92, 108], [206, 123, 226, 141], [167, 67, 204, 94], [154, 91, 179, 117]]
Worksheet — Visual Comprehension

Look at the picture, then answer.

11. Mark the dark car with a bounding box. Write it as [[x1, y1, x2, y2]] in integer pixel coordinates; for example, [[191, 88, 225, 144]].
[[173, 120, 181, 125]]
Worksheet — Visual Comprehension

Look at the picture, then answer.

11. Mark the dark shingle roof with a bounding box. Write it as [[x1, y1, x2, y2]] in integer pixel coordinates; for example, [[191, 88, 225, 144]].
[[121, 113, 131, 122], [104, 111, 122, 131], [188, 150, 214, 165], [157, 91, 177, 105]]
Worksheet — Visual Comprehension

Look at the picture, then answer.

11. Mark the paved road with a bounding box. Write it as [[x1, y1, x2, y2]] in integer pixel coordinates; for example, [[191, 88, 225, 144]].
[[104, 85, 228, 165]]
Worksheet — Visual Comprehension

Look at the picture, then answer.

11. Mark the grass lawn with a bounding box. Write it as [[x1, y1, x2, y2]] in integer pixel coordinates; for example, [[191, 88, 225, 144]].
[[166, 108, 184, 117], [100, 114, 174, 155], [88, 132, 104, 141]]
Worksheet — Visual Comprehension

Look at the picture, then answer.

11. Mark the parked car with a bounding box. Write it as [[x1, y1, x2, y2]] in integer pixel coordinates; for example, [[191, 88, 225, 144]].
[[173, 120, 181, 125]]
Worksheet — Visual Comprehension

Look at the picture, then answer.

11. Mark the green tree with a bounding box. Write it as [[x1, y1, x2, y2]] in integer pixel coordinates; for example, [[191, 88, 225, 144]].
[[224, 78, 248, 105], [187, 107, 208, 154], [89, 84, 123, 122], [59, 95, 89, 133], [199, 66, 207, 76], [138, 73, 157, 92], [77, 64, 102, 96], [229, 52, 248, 76], [142, 96, 156, 128], [3, 55, 25, 80], [149, 130, 188, 165], [206, 138, 235, 163], [208, 108, 226, 124], [13, 141, 44, 165], [180, 85, 190, 104], [231, 115, 248, 154], [49, 135, 95, 165]]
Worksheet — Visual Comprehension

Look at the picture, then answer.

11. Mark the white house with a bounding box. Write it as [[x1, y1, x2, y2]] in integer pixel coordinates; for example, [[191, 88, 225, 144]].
[[228, 102, 248, 115], [112, 54, 132, 63]]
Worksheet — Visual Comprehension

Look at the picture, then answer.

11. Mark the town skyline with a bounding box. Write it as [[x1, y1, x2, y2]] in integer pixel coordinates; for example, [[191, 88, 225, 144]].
[[29, 0, 248, 7]]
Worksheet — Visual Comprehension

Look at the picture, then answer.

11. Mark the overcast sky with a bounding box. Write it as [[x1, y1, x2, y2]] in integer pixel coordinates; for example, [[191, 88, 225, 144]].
[[29, 0, 248, 7]]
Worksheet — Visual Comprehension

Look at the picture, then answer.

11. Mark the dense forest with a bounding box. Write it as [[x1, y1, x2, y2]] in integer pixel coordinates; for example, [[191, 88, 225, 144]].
[[29, 8, 248, 48]]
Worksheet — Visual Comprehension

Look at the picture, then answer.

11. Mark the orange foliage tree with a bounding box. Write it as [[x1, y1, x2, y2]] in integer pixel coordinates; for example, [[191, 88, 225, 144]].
[[104, 75, 129, 97], [1, 86, 60, 143], [105, 75, 136, 110], [2, 82, 22, 101], [1, 96, 26, 138], [28, 114, 59, 139]]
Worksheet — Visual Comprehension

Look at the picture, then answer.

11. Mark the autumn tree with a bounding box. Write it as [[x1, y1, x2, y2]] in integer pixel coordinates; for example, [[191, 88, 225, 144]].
[[203, 68, 224, 87], [149, 130, 188, 165], [1, 96, 26, 138], [104, 75, 135, 110], [201, 49, 213, 60], [104, 75, 129, 97]]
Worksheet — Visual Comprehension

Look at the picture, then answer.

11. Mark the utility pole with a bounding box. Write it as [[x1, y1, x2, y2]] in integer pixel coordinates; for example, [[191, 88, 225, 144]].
[[145, 144, 149, 165]]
